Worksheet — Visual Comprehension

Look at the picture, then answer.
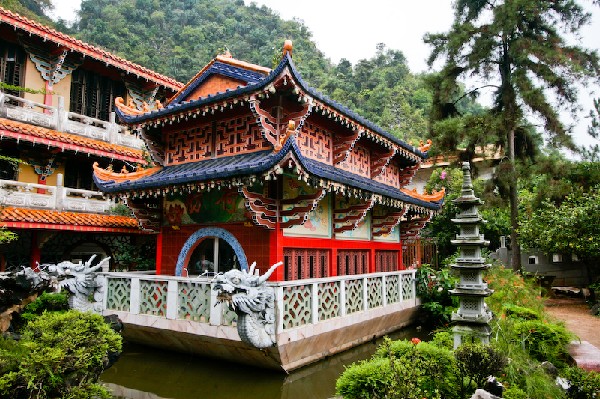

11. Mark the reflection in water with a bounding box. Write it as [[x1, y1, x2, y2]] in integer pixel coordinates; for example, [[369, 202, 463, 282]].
[[101, 327, 426, 399]]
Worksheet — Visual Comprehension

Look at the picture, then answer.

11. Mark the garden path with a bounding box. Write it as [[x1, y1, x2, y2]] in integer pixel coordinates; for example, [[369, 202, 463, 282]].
[[544, 296, 600, 348]]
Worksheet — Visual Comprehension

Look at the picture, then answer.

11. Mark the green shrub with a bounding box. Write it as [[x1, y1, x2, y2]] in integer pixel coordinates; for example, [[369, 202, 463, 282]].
[[485, 266, 544, 315], [454, 343, 507, 397], [431, 330, 454, 349], [563, 367, 600, 399], [18, 292, 70, 325], [503, 304, 541, 320], [503, 386, 528, 399], [0, 310, 122, 399], [335, 357, 393, 399], [513, 320, 573, 365], [415, 265, 457, 326]]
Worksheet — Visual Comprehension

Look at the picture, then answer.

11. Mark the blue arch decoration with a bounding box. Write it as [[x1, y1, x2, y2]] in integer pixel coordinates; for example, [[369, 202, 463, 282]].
[[175, 227, 249, 276]]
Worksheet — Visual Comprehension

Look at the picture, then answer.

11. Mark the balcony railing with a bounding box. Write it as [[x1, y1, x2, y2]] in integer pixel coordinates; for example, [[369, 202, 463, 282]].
[[101, 269, 417, 331], [0, 173, 114, 213], [0, 91, 143, 150]]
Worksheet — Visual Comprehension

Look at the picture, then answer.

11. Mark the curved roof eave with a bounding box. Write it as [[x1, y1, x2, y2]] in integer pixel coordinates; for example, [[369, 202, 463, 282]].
[[93, 136, 441, 211], [116, 54, 427, 159]]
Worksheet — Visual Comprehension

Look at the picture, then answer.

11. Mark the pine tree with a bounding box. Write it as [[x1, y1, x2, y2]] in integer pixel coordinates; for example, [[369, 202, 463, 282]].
[[425, 0, 600, 270]]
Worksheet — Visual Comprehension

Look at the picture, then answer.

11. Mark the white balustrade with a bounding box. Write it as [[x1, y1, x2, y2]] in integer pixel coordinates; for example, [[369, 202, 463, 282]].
[[0, 173, 114, 213], [101, 270, 418, 332], [0, 91, 143, 150]]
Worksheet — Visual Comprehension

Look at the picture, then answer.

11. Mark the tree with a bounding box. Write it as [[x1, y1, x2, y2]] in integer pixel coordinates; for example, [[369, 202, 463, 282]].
[[425, 0, 600, 270]]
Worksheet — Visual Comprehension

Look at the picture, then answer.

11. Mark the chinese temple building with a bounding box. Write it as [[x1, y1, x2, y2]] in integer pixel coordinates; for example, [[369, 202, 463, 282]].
[[94, 41, 444, 281]]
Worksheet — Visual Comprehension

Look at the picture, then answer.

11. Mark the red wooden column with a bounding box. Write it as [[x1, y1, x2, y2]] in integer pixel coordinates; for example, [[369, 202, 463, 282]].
[[369, 248, 376, 273], [399, 240, 405, 270], [155, 229, 163, 275], [30, 231, 41, 271], [330, 248, 338, 277]]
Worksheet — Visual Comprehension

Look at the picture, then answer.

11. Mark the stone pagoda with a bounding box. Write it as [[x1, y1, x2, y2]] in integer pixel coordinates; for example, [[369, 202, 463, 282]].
[[450, 162, 493, 348]]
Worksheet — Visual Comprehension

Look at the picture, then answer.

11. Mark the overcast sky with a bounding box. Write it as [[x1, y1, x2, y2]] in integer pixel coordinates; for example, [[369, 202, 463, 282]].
[[50, 0, 600, 150]]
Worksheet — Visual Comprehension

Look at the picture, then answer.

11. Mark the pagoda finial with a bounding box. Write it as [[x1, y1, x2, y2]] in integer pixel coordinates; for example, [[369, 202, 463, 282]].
[[460, 161, 476, 198], [283, 40, 293, 58]]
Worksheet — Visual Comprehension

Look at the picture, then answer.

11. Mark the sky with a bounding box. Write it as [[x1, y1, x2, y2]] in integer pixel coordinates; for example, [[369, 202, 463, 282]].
[[50, 0, 600, 150]]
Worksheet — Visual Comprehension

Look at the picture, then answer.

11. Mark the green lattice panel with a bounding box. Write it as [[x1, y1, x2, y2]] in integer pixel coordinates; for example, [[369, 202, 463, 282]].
[[367, 277, 383, 309], [222, 305, 238, 326], [318, 281, 340, 321], [345, 279, 364, 314], [282, 285, 312, 329], [139, 280, 168, 317], [386, 275, 400, 304], [106, 278, 131, 311], [178, 281, 211, 322], [402, 274, 415, 300]]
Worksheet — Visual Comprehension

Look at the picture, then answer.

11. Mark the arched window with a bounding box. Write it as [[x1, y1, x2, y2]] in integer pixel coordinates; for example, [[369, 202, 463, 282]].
[[187, 237, 239, 276]]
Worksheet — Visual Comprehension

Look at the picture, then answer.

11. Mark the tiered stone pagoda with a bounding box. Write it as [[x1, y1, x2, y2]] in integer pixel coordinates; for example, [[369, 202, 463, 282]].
[[450, 162, 493, 347]]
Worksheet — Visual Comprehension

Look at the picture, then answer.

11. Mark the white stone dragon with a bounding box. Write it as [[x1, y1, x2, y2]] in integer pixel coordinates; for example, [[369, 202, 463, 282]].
[[213, 261, 282, 349]]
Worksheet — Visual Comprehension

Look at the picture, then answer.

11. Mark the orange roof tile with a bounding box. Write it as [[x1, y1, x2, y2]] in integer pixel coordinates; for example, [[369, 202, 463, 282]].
[[0, 7, 183, 91], [0, 118, 146, 164], [0, 207, 143, 232], [400, 187, 446, 202]]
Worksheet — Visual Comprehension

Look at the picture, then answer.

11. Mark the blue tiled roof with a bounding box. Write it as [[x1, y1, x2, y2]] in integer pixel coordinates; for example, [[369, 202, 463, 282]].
[[116, 54, 427, 159], [94, 137, 441, 211], [169, 61, 267, 105]]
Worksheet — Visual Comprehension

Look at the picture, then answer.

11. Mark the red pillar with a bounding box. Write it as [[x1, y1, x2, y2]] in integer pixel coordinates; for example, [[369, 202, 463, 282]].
[[44, 81, 53, 107], [369, 248, 376, 273], [399, 240, 405, 270], [30, 231, 41, 271], [155, 229, 163, 275], [330, 248, 338, 277]]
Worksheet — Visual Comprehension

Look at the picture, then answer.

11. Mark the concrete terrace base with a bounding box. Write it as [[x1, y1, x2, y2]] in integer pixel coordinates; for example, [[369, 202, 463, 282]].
[[105, 303, 420, 372], [567, 341, 600, 372]]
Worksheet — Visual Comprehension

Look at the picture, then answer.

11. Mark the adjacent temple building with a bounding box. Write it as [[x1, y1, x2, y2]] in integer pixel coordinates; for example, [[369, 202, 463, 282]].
[[93, 41, 444, 281], [0, 7, 181, 270]]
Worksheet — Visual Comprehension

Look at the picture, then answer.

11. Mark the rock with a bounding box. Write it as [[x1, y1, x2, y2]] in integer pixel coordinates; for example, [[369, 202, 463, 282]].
[[541, 361, 558, 377], [484, 376, 503, 397], [470, 389, 501, 399]]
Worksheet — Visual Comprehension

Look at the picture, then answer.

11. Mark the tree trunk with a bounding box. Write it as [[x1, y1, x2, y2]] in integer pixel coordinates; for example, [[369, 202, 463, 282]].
[[508, 128, 521, 271]]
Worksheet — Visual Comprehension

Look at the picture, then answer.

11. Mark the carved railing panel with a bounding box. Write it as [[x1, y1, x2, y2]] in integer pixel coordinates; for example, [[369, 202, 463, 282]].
[[139, 280, 168, 317], [317, 281, 340, 321], [367, 277, 383, 309], [345, 278, 364, 314], [222, 306, 238, 326], [282, 284, 312, 329], [402, 274, 415, 301], [178, 281, 211, 322], [106, 277, 131, 311], [386, 275, 400, 304]]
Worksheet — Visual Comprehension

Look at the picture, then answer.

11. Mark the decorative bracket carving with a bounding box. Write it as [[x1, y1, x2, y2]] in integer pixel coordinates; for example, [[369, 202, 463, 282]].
[[399, 164, 420, 186], [333, 198, 375, 234], [124, 197, 162, 232], [240, 186, 325, 229], [400, 214, 432, 241], [371, 148, 397, 179], [23, 43, 81, 85], [333, 129, 362, 164], [249, 95, 312, 151], [372, 207, 406, 237]]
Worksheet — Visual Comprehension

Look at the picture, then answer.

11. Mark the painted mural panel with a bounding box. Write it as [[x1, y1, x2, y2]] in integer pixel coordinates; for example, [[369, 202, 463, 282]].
[[282, 176, 331, 238], [164, 188, 247, 226], [334, 196, 371, 240]]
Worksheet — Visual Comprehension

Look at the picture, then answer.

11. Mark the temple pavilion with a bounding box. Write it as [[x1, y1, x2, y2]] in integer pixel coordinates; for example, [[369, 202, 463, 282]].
[[93, 41, 444, 281]]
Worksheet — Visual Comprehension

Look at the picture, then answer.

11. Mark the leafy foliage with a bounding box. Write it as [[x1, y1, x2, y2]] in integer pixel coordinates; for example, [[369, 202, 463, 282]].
[[415, 265, 457, 327], [454, 343, 507, 397], [17, 291, 70, 326], [0, 310, 122, 399], [563, 367, 600, 399]]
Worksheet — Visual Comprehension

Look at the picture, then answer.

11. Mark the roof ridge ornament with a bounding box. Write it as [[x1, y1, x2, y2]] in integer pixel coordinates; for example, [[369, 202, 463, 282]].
[[283, 40, 293, 59]]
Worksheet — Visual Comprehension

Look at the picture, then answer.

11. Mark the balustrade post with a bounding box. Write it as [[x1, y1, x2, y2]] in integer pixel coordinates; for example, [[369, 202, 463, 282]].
[[55, 173, 64, 211], [275, 286, 284, 333], [166, 280, 178, 320], [382, 275, 387, 307], [0, 92, 6, 118], [209, 282, 223, 325], [311, 282, 319, 324], [55, 96, 65, 132], [130, 278, 140, 315], [109, 112, 120, 144], [102, 276, 110, 311], [340, 280, 347, 317], [363, 276, 368, 311]]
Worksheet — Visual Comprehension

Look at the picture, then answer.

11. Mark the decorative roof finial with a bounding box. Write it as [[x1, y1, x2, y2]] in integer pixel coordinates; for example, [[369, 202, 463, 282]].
[[283, 40, 293, 58]]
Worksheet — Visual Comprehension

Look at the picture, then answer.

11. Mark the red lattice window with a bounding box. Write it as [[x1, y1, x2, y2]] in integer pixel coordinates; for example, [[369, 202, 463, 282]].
[[283, 248, 329, 280], [338, 144, 370, 178], [375, 250, 398, 272], [337, 250, 369, 276], [297, 122, 333, 163]]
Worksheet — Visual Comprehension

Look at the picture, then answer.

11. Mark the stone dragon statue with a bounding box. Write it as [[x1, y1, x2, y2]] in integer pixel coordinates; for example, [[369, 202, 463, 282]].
[[213, 261, 282, 349]]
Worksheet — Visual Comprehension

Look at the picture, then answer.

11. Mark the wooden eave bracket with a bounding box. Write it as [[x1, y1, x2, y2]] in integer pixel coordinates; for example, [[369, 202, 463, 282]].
[[240, 186, 325, 229], [399, 164, 420, 186], [124, 197, 162, 232], [333, 198, 375, 234], [371, 148, 397, 179], [400, 213, 432, 241], [372, 207, 406, 237]]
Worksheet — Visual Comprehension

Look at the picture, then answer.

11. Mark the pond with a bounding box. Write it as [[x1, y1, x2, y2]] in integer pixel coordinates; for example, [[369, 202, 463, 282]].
[[101, 326, 427, 399]]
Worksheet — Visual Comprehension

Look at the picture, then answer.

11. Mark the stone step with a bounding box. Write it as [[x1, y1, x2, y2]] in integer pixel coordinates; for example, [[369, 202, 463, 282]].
[[567, 341, 600, 372]]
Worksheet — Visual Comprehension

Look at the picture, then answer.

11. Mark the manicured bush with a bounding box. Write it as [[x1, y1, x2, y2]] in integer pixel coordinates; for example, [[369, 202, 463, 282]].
[[0, 310, 122, 399], [335, 357, 393, 399], [562, 367, 600, 399], [503, 304, 541, 321], [454, 343, 507, 397], [513, 319, 573, 365], [18, 291, 70, 325]]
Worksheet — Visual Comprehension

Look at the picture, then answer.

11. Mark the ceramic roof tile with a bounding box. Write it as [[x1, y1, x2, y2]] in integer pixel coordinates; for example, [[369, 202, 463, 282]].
[[0, 7, 182, 90], [0, 207, 141, 229], [0, 118, 146, 163]]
